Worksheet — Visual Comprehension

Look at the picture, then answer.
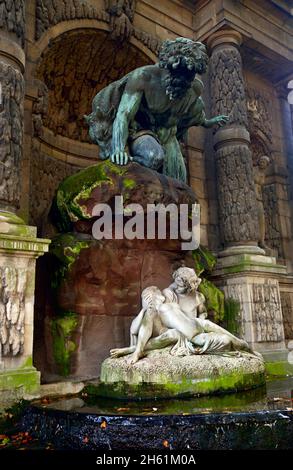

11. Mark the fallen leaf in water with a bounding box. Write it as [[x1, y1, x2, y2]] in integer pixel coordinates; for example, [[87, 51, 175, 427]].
[[100, 420, 107, 429]]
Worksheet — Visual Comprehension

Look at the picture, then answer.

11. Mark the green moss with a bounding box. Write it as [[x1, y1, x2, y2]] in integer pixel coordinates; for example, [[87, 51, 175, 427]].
[[50, 233, 91, 291], [0, 368, 40, 394], [122, 178, 136, 189], [199, 278, 225, 322], [192, 246, 217, 276], [52, 160, 129, 232], [223, 298, 241, 336], [265, 361, 293, 377], [51, 312, 78, 377], [85, 370, 265, 400]]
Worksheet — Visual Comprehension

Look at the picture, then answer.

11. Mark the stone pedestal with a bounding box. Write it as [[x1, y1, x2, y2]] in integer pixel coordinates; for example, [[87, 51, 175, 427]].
[[96, 349, 265, 399], [212, 250, 287, 356], [0, 213, 50, 400]]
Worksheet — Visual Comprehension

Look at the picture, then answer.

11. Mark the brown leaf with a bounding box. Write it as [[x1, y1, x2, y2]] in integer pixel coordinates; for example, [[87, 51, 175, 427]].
[[163, 440, 169, 448], [100, 420, 107, 429]]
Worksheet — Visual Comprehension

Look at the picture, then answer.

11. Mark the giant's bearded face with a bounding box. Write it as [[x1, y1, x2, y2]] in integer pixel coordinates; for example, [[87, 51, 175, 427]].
[[158, 38, 208, 100]]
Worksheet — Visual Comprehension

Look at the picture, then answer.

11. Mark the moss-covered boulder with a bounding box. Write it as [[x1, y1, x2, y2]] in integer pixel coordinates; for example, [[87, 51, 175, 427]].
[[94, 349, 266, 399], [51, 160, 196, 234]]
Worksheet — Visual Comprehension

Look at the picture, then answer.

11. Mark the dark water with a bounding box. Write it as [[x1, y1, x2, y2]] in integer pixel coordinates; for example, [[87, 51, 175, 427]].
[[36, 376, 293, 416]]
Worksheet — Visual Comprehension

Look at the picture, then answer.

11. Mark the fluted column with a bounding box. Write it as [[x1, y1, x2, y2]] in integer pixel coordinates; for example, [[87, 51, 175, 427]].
[[207, 30, 260, 253], [0, 0, 25, 217]]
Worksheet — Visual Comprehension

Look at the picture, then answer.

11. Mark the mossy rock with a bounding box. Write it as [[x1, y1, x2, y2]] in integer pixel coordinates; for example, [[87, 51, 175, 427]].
[[95, 349, 266, 399], [51, 160, 196, 232]]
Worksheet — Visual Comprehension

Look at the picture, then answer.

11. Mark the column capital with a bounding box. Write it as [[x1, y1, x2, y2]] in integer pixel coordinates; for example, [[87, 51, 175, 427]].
[[207, 29, 243, 51]]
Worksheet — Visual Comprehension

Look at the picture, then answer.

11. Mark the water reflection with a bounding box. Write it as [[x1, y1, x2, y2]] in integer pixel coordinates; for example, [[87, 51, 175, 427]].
[[36, 377, 293, 416]]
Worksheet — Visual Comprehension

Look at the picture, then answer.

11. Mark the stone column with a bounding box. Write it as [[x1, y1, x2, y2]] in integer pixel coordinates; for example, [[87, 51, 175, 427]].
[[0, 1, 50, 401], [207, 30, 260, 254], [208, 30, 288, 363]]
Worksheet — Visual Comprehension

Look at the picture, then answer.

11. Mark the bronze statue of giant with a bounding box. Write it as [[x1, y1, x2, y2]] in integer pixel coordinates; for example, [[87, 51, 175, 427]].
[[85, 37, 229, 182]]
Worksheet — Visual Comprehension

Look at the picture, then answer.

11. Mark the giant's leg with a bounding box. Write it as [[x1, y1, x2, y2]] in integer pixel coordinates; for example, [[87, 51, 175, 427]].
[[163, 134, 187, 183], [130, 135, 165, 171]]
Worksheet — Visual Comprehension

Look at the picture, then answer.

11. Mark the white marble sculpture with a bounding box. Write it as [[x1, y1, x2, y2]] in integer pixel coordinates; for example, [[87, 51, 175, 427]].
[[111, 267, 261, 364]]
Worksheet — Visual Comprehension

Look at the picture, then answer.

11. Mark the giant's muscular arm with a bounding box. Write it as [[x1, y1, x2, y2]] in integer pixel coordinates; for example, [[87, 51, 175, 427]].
[[111, 73, 144, 165], [177, 95, 229, 140]]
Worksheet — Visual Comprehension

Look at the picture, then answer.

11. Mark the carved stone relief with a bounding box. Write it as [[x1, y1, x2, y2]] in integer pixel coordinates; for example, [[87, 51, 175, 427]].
[[0, 60, 24, 211], [0, 266, 27, 356], [263, 183, 283, 257], [216, 144, 259, 244], [247, 87, 273, 145], [280, 291, 293, 340], [252, 282, 284, 342], [209, 46, 248, 128], [0, 0, 25, 47]]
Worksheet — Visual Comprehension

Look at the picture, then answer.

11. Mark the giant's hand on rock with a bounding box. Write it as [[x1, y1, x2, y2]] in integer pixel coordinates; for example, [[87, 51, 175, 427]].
[[110, 151, 131, 165], [214, 115, 229, 126]]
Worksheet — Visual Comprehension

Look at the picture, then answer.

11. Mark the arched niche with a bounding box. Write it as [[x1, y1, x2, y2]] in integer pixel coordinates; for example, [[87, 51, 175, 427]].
[[35, 28, 154, 155]]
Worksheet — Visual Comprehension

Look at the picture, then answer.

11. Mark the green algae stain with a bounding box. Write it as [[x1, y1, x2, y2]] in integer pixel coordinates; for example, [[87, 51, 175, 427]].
[[192, 246, 224, 322], [223, 298, 241, 336], [50, 233, 91, 291], [51, 312, 78, 377], [199, 278, 225, 323], [122, 178, 136, 189]]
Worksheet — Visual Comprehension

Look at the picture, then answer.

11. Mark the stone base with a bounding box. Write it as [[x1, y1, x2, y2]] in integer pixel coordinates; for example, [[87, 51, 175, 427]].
[[212, 251, 288, 353], [0, 212, 50, 402], [0, 366, 40, 400], [97, 349, 265, 399]]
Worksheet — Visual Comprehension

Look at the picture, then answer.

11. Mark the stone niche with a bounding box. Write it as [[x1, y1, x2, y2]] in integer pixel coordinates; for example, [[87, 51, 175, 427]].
[[40, 161, 196, 381], [36, 29, 151, 143]]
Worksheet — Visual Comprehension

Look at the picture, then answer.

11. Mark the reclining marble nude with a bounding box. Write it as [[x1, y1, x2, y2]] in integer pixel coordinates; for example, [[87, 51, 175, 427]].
[[85, 37, 229, 182], [110, 268, 259, 364]]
